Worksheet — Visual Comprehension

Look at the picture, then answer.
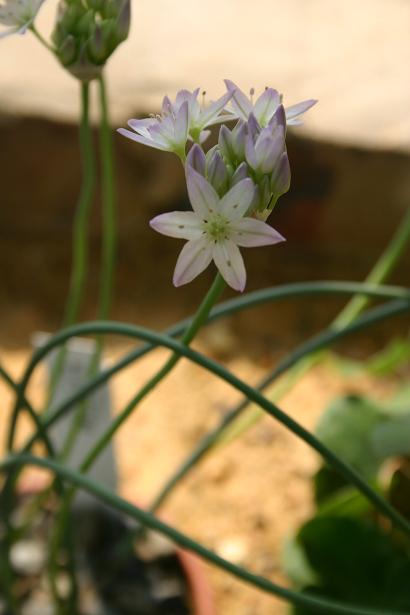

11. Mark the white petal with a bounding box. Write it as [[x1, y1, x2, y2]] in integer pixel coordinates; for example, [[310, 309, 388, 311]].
[[254, 128, 284, 174], [174, 100, 189, 146], [128, 118, 156, 137], [185, 165, 219, 218], [213, 240, 246, 292], [199, 129, 211, 144], [244, 134, 259, 170], [186, 143, 206, 175], [117, 128, 170, 152], [199, 90, 234, 128], [162, 95, 173, 115], [150, 117, 174, 143], [224, 79, 252, 120], [230, 218, 285, 247], [0, 26, 19, 36], [0, 10, 18, 24], [254, 88, 280, 125], [219, 178, 255, 220], [286, 118, 303, 126], [173, 237, 213, 286], [149, 211, 203, 240], [285, 99, 317, 120]]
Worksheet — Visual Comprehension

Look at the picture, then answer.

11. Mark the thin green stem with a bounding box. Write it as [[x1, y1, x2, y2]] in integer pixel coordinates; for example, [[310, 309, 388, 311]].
[[11, 284, 406, 469], [42, 80, 95, 615], [97, 73, 116, 323], [44, 81, 96, 416], [334, 207, 410, 329], [158, 207, 410, 480], [50, 275, 226, 566], [1, 454, 409, 615], [6, 307, 410, 536], [149, 294, 410, 511], [30, 25, 55, 53], [61, 74, 116, 461], [9, 282, 410, 455], [0, 364, 55, 457], [82, 274, 225, 471]]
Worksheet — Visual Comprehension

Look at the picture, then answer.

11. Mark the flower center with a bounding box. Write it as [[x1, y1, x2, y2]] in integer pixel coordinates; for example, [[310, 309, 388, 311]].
[[203, 213, 230, 243]]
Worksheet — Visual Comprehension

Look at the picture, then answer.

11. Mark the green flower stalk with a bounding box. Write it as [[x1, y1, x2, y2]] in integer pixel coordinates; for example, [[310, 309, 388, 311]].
[[52, 0, 130, 81]]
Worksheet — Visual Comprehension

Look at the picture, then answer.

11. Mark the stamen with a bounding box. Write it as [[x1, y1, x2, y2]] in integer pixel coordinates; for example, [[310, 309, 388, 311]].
[[249, 87, 255, 104], [201, 90, 206, 108]]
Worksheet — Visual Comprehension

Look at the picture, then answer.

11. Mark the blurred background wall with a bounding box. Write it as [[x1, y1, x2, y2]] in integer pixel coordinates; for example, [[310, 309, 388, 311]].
[[0, 0, 409, 344]]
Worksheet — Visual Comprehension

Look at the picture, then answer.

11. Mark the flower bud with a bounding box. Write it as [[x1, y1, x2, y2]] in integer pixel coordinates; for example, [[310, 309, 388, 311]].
[[218, 121, 246, 167], [270, 151, 291, 206], [206, 147, 230, 196], [186, 143, 206, 175], [52, 0, 130, 81]]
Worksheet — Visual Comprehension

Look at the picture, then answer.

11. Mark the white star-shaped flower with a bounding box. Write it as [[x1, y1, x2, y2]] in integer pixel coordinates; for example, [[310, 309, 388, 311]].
[[150, 165, 285, 291], [0, 0, 43, 38], [224, 80, 317, 127]]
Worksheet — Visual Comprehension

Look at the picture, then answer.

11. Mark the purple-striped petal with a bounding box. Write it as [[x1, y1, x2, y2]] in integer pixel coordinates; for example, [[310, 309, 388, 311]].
[[162, 95, 173, 115], [271, 151, 291, 196], [286, 118, 303, 126], [254, 88, 280, 125], [285, 99, 317, 120], [174, 100, 189, 146], [206, 148, 229, 195], [255, 126, 285, 174], [199, 90, 234, 128], [187, 143, 206, 176], [224, 79, 252, 120], [128, 117, 156, 136], [173, 237, 213, 286], [219, 178, 255, 219], [245, 133, 258, 170], [117, 128, 170, 151], [212, 240, 246, 292], [247, 113, 261, 140], [149, 211, 202, 240], [230, 218, 285, 247], [268, 104, 286, 131], [185, 165, 219, 218], [199, 130, 211, 143], [218, 124, 233, 162], [0, 26, 19, 37], [231, 161, 250, 185]]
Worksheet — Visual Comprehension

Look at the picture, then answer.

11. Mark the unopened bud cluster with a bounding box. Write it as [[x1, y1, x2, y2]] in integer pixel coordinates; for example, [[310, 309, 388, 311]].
[[52, 0, 130, 81]]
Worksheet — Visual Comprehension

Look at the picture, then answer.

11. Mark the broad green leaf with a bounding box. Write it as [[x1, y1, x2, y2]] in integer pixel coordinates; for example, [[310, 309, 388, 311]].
[[315, 395, 386, 479], [293, 517, 410, 614]]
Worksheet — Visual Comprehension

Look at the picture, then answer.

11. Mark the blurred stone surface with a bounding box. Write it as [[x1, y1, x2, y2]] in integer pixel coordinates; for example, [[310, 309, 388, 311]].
[[0, 0, 409, 150], [0, 0, 409, 347]]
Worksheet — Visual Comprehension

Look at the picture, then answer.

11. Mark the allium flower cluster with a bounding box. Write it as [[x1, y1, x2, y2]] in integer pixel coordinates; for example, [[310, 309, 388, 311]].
[[119, 82, 316, 291], [118, 88, 233, 158], [0, 0, 43, 38]]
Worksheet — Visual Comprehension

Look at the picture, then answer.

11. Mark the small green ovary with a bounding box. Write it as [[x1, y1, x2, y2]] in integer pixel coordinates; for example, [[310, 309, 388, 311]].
[[203, 214, 231, 242]]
